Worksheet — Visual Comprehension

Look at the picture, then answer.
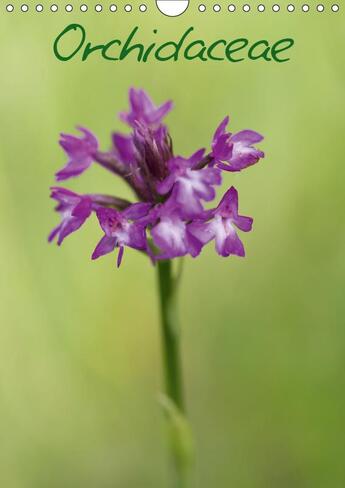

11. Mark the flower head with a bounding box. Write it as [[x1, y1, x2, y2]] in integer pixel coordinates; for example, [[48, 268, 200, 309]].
[[212, 116, 264, 172], [49, 88, 264, 266]]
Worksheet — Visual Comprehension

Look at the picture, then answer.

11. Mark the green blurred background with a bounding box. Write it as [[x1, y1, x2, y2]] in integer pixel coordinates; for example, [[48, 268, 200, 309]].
[[1, 4, 344, 487]]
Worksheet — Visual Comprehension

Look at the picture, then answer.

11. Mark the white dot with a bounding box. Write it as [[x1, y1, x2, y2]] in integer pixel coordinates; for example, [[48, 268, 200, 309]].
[[21, 4, 29, 11], [65, 4, 73, 11], [109, 3, 117, 11], [287, 4, 294, 11], [36, 3, 43, 11], [50, 4, 58, 11], [80, 3, 87, 10], [228, 4, 236, 11], [6, 4, 14, 11], [243, 4, 250, 12], [331, 4, 339, 12], [213, 4, 221, 11], [198, 3, 206, 11], [95, 3, 102, 11], [139, 3, 147, 11], [302, 4, 309, 11], [316, 4, 324, 11], [257, 4, 265, 11], [124, 4, 132, 11], [272, 4, 280, 12]]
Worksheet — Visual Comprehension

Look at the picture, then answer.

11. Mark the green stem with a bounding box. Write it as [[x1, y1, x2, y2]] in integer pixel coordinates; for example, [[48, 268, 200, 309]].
[[157, 259, 188, 487], [157, 259, 184, 410]]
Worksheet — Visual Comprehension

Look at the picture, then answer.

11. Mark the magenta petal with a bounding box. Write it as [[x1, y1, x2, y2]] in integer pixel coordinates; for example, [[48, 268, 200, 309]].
[[188, 221, 215, 245], [55, 166, 91, 181], [229, 147, 264, 171], [217, 186, 238, 217], [122, 202, 151, 220], [173, 183, 204, 217], [112, 133, 135, 164], [126, 224, 147, 250], [72, 198, 92, 219], [96, 207, 121, 235], [48, 224, 61, 243], [216, 162, 240, 172], [224, 231, 245, 257], [186, 230, 203, 258], [199, 168, 222, 199], [214, 226, 228, 256], [55, 157, 95, 181], [92, 236, 117, 259], [129, 87, 143, 111], [151, 218, 187, 258], [235, 215, 253, 232], [213, 116, 229, 141], [50, 186, 78, 202], [57, 218, 85, 245], [212, 133, 233, 161], [231, 130, 264, 144], [157, 173, 176, 195], [189, 148, 206, 166]]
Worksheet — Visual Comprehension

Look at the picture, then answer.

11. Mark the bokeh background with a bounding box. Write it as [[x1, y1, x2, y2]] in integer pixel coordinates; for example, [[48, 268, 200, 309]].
[[1, 4, 344, 487]]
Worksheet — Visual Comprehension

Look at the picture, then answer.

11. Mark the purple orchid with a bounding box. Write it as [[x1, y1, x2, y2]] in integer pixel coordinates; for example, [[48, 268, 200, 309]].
[[157, 150, 222, 218], [92, 205, 149, 267], [49, 88, 264, 265], [212, 116, 265, 172], [56, 127, 98, 181], [189, 187, 253, 257], [48, 187, 93, 245], [151, 200, 203, 259], [119, 87, 173, 128]]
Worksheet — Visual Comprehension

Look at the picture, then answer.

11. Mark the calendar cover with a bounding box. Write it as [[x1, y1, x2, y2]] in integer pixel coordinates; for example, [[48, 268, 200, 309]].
[[0, 2, 344, 487]]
